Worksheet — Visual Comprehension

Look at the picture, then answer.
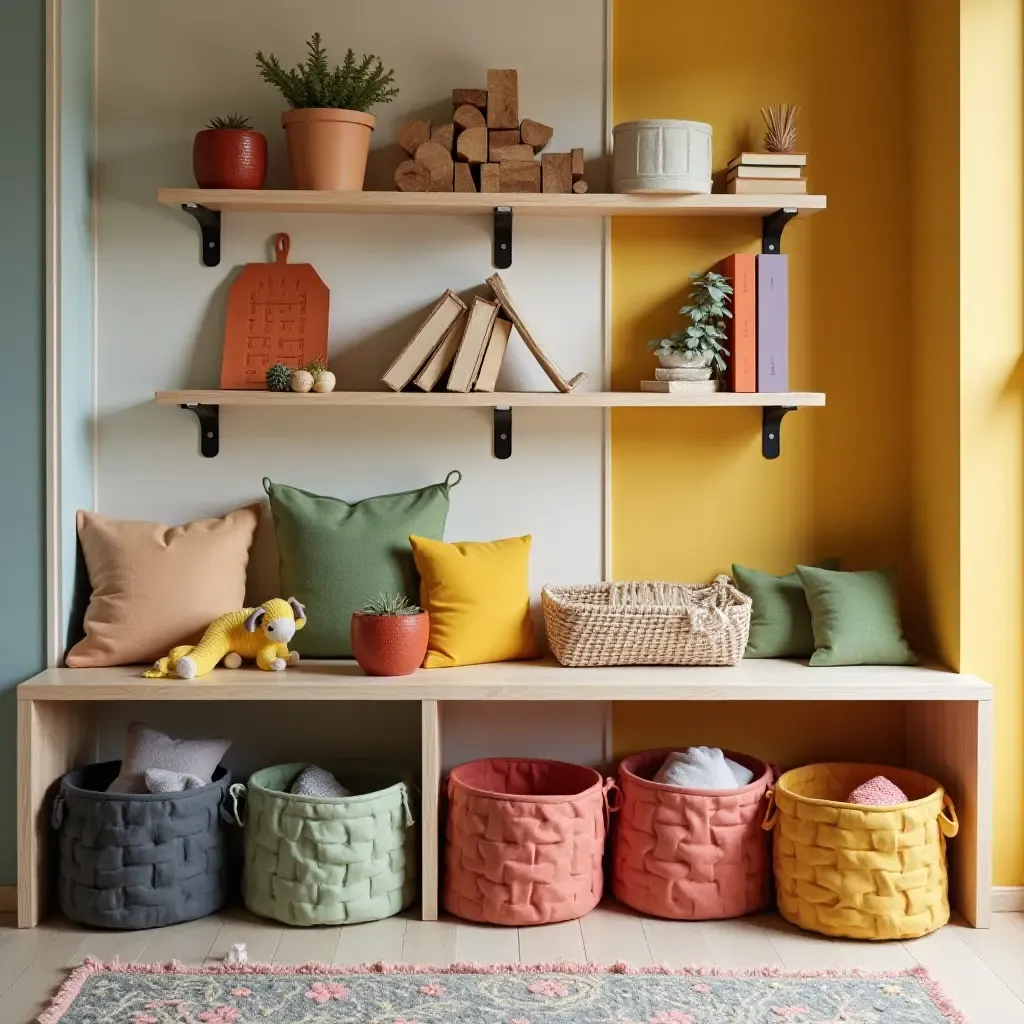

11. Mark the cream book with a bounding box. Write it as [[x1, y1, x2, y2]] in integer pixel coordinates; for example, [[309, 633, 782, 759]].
[[473, 318, 513, 392], [640, 379, 719, 394], [727, 177, 807, 195], [728, 164, 803, 180], [382, 289, 467, 391], [447, 297, 499, 392], [413, 313, 467, 391], [728, 152, 807, 168]]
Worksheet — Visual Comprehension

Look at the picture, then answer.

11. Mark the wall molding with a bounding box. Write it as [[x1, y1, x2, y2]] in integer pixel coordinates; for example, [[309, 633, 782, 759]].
[[991, 886, 1024, 912]]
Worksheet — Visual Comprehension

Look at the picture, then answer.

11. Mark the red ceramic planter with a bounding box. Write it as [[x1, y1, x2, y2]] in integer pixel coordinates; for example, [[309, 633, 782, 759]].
[[351, 611, 430, 676], [193, 128, 267, 189]]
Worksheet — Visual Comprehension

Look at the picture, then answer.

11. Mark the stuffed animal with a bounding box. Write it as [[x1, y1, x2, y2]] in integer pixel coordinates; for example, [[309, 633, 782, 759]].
[[144, 597, 307, 680]]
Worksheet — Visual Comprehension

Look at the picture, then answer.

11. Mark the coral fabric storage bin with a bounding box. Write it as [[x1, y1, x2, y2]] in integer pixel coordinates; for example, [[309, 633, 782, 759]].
[[55, 760, 231, 930], [612, 749, 773, 920], [237, 762, 417, 926], [444, 758, 613, 926], [765, 763, 959, 940]]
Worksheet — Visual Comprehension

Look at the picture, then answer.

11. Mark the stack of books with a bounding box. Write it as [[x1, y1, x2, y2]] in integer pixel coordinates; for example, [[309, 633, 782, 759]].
[[726, 152, 807, 195], [381, 274, 586, 394]]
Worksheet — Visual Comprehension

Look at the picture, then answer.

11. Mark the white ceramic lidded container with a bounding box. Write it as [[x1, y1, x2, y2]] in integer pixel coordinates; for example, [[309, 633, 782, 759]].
[[612, 120, 713, 194]]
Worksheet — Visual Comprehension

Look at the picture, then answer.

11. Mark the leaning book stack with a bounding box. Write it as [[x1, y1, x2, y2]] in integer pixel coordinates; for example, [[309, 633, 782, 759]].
[[726, 152, 807, 195]]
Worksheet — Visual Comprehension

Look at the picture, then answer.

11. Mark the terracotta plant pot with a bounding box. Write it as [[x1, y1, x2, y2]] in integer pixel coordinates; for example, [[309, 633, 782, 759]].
[[192, 129, 267, 189], [282, 108, 375, 190], [351, 611, 429, 676]]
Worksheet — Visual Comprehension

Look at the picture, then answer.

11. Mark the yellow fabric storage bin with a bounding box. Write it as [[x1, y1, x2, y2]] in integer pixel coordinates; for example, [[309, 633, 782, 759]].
[[762, 763, 958, 940]]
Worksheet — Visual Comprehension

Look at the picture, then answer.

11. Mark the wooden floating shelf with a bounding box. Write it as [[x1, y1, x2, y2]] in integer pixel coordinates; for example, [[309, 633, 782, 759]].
[[156, 390, 826, 409], [157, 188, 827, 218], [18, 658, 990, 703]]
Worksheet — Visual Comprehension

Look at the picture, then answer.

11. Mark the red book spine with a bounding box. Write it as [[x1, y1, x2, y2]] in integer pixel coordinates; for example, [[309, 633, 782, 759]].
[[719, 254, 757, 393]]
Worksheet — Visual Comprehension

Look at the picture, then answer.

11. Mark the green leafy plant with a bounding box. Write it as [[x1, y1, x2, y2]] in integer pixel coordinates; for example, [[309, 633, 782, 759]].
[[648, 271, 733, 374], [205, 112, 252, 130], [265, 363, 293, 392], [361, 592, 422, 617], [256, 32, 398, 112]]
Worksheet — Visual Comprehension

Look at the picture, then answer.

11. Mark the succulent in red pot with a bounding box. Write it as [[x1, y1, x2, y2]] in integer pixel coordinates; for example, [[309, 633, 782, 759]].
[[351, 593, 429, 677], [193, 112, 267, 189]]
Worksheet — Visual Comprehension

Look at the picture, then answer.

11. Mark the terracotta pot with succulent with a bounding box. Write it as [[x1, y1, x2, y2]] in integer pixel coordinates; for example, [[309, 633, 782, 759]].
[[193, 113, 267, 190], [648, 271, 733, 384], [256, 32, 398, 191], [351, 593, 429, 677]]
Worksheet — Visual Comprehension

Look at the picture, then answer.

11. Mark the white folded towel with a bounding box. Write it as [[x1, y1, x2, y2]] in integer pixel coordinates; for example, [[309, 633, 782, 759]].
[[653, 746, 754, 790]]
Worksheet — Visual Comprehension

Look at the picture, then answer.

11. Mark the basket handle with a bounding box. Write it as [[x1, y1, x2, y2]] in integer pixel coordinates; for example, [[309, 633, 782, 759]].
[[400, 785, 416, 828], [51, 793, 65, 830], [224, 783, 247, 827], [761, 788, 779, 831], [602, 778, 622, 832], [939, 794, 959, 838]]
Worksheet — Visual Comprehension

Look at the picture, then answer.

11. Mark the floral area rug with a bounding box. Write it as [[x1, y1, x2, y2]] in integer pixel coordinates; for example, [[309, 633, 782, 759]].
[[40, 960, 967, 1024]]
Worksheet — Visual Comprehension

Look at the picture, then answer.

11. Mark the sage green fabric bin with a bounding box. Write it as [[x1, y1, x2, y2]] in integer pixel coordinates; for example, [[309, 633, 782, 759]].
[[235, 763, 417, 926]]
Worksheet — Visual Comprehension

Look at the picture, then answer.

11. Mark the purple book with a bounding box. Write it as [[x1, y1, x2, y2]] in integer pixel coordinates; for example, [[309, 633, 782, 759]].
[[756, 254, 789, 391]]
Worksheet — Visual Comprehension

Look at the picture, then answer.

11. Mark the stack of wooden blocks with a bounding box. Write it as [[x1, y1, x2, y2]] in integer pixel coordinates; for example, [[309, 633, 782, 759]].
[[394, 69, 588, 195]]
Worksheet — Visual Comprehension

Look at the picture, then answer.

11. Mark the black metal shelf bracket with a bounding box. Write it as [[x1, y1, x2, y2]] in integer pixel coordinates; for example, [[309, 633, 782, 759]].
[[493, 405, 512, 459], [182, 203, 222, 267], [762, 406, 795, 460], [762, 208, 798, 255], [493, 207, 513, 269], [181, 404, 220, 458]]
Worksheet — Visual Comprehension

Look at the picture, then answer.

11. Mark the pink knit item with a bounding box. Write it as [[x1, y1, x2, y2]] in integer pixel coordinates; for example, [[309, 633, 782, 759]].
[[846, 775, 908, 805]]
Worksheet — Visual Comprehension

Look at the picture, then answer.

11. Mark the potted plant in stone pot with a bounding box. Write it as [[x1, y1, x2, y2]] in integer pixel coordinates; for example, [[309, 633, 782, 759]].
[[256, 32, 398, 191], [192, 113, 267, 189], [648, 270, 733, 384], [351, 593, 429, 677]]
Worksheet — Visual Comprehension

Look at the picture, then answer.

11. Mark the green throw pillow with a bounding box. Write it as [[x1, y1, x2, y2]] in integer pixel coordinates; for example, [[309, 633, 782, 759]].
[[265, 472, 460, 657], [795, 565, 918, 667], [732, 559, 839, 658]]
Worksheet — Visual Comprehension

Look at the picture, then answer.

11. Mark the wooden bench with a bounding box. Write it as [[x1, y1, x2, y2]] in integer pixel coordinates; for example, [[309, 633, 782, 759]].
[[17, 659, 993, 929]]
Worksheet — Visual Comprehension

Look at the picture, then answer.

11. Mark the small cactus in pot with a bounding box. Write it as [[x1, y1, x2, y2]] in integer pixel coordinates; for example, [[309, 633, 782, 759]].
[[306, 355, 337, 393], [351, 592, 428, 676]]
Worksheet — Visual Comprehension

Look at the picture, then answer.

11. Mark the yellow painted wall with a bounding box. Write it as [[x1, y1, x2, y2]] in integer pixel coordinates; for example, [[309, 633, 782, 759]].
[[960, 0, 1024, 886], [611, 1, 915, 766]]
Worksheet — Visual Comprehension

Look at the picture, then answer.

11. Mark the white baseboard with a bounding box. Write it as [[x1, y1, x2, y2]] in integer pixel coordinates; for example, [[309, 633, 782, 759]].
[[0, 886, 15, 913], [991, 886, 1024, 912]]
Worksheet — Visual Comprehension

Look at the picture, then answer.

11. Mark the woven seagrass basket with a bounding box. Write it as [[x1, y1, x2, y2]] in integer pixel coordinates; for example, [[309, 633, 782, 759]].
[[542, 575, 751, 667]]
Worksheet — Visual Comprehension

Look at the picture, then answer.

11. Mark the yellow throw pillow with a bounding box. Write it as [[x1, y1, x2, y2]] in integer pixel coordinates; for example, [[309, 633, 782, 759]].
[[410, 534, 539, 669]]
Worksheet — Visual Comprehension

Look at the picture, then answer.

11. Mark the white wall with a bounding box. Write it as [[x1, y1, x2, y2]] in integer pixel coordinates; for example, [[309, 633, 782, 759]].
[[92, 0, 610, 766]]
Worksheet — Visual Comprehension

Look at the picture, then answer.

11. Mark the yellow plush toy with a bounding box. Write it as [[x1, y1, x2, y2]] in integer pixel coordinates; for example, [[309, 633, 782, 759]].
[[144, 597, 307, 679]]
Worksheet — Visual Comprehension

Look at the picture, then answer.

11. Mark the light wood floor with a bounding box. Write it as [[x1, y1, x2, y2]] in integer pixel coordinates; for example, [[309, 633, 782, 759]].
[[2, 906, 1023, 1023]]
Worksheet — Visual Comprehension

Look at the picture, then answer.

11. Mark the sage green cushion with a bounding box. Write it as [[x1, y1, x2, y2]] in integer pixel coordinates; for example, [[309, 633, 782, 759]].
[[732, 559, 839, 658], [265, 473, 459, 657], [795, 565, 918, 667], [241, 762, 417, 927]]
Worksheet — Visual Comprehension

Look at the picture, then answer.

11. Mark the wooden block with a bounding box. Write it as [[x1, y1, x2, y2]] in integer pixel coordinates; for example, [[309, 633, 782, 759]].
[[486, 69, 519, 129], [499, 161, 541, 193], [394, 158, 430, 192], [454, 104, 486, 131], [454, 163, 477, 193], [414, 141, 454, 192], [572, 179, 589, 194], [430, 122, 455, 152], [571, 148, 585, 180], [541, 152, 573, 193], [489, 129, 522, 160], [453, 88, 487, 111], [479, 163, 501, 193], [494, 144, 534, 163], [397, 120, 430, 156], [456, 126, 488, 164], [520, 119, 554, 151]]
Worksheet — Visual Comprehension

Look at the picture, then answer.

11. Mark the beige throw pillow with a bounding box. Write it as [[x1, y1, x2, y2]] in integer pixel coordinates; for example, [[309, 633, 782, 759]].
[[66, 506, 259, 667]]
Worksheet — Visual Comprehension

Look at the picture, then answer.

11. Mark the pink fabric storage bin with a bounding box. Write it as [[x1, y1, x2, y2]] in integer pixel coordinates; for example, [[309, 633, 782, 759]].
[[444, 757, 614, 926], [612, 749, 773, 920]]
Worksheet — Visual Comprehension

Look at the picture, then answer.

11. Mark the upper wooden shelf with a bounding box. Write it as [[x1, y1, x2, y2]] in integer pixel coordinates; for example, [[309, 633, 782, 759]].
[[156, 390, 826, 409], [157, 188, 827, 218], [19, 658, 989, 703]]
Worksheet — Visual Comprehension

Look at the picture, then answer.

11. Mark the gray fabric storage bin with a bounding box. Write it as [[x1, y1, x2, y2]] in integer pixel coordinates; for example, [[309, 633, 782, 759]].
[[55, 760, 231, 929]]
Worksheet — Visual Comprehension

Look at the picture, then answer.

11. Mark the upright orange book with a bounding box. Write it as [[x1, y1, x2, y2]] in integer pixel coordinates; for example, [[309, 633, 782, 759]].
[[718, 253, 756, 393]]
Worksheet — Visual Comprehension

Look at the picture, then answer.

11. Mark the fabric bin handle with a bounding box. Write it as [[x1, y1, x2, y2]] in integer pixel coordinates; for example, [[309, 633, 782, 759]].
[[400, 784, 415, 827], [602, 778, 622, 832], [939, 794, 959, 838], [51, 793, 65, 830], [224, 783, 247, 827], [761, 788, 779, 831]]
